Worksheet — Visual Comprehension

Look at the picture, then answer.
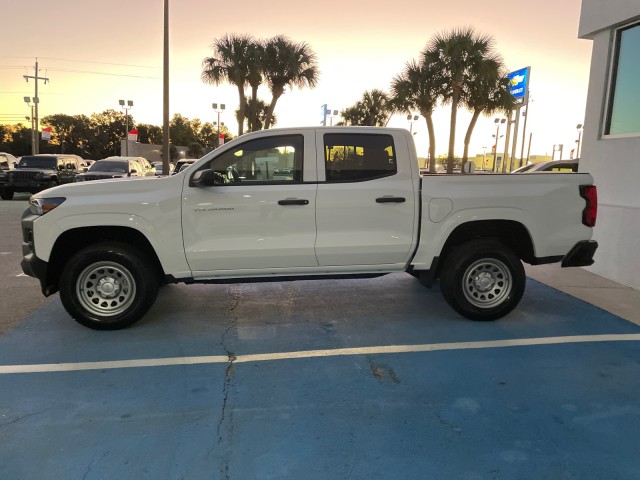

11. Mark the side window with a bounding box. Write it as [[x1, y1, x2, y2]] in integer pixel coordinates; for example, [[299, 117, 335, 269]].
[[324, 133, 397, 182], [205, 135, 303, 184]]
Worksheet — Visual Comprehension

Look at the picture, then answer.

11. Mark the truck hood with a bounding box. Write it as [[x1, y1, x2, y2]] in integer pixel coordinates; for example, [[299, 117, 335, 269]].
[[34, 174, 180, 199]]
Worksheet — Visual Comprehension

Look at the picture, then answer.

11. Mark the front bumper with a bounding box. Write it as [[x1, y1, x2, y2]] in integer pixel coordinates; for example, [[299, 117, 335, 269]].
[[561, 240, 598, 268], [21, 209, 56, 296]]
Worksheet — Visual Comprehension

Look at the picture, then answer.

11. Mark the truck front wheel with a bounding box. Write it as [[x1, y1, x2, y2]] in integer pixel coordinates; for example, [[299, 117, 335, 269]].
[[0, 188, 13, 200], [439, 240, 525, 321], [59, 242, 159, 330]]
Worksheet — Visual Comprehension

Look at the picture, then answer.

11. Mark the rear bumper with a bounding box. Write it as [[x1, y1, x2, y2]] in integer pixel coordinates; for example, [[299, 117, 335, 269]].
[[561, 240, 598, 268]]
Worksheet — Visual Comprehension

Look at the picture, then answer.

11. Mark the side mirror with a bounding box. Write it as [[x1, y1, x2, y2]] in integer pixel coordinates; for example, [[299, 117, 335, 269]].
[[129, 169, 137, 176], [191, 169, 225, 187]]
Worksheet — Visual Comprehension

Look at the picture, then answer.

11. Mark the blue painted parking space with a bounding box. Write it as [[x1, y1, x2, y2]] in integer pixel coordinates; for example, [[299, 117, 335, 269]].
[[1, 274, 640, 479]]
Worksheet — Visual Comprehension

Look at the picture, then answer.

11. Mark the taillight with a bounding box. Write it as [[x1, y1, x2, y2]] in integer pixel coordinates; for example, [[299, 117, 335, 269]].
[[580, 185, 597, 227]]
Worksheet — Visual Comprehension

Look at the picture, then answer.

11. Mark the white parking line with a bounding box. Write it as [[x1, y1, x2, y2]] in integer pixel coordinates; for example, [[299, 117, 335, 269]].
[[1, 334, 640, 375]]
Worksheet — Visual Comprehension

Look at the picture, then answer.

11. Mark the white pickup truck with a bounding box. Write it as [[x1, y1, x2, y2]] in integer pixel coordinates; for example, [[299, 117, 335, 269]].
[[21, 127, 598, 330]]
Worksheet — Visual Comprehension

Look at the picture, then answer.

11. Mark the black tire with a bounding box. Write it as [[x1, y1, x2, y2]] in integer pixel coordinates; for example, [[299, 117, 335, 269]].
[[59, 242, 160, 330], [0, 188, 13, 200], [439, 239, 525, 321]]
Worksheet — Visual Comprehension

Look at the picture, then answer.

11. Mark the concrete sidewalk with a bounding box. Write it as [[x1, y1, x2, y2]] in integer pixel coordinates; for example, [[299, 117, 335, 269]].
[[525, 263, 640, 326]]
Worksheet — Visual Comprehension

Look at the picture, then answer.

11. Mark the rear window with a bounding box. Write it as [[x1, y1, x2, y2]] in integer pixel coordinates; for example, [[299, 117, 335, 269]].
[[323, 133, 397, 182], [89, 161, 130, 173], [18, 156, 57, 169]]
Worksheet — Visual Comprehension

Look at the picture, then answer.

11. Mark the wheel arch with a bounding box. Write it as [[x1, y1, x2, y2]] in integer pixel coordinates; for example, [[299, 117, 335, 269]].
[[435, 220, 534, 279], [47, 226, 165, 293]]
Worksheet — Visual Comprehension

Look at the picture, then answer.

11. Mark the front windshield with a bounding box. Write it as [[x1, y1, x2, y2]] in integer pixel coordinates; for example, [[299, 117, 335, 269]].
[[18, 156, 57, 169], [89, 161, 129, 173]]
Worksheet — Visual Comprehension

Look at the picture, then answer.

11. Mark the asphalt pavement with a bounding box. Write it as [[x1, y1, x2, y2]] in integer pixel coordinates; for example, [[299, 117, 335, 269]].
[[1, 195, 640, 479]]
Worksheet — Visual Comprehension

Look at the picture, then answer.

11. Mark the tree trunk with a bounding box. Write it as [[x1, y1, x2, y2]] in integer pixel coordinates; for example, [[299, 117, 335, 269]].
[[236, 84, 246, 136], [462, 109, 482, 172], [249, 84, 259, 131], [420, 109, 437, 173], [264, 87, 283, 130], [447, 94, 459, 174]]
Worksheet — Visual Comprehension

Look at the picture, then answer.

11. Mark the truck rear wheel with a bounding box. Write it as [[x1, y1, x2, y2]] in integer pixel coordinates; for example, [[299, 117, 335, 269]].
[[439, 240, 525, 321], [59, 242, 159, 330]]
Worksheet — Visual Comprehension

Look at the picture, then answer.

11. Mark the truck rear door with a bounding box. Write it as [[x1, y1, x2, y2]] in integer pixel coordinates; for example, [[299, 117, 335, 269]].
[[314, 130, 418, 267]]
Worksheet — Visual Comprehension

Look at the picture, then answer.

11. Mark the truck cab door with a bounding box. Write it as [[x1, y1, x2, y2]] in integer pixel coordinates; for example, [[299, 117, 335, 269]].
[[314, 130, 419, 267], [182, 131, 319, 276]]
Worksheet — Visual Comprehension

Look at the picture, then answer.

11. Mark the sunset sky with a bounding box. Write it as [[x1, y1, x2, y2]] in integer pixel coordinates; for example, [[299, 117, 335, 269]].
[[1, 0, 592, 159]]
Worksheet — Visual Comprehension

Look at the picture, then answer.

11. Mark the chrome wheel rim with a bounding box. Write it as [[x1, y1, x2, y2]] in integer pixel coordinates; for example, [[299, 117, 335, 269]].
[[76, 261, 136, 318], [462, 258, 512, 309]]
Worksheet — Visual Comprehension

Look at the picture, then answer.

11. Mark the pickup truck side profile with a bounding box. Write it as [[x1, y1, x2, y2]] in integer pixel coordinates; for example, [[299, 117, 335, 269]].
[[21, 127, 598, 330]]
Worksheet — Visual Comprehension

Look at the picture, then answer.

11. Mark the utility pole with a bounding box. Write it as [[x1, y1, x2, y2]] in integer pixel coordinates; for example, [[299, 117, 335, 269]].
[[162, 0, 170, 174], [23, 58, 49, 155]]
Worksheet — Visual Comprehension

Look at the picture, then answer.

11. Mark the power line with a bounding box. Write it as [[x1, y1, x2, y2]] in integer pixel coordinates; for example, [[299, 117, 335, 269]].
[[46, 68, 160, 80], [39, 56, 160, 70]]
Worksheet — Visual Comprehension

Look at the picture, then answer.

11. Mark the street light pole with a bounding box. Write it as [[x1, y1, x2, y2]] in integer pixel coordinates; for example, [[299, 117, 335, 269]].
[[119, 99, 133, 156], [212, 103, 225, 147], [519, 106, 530, 166], [492, 117, 506, 172], [576, 123, 583, 158], [23, 97, 36, 155], [407, 114, 419, 134]]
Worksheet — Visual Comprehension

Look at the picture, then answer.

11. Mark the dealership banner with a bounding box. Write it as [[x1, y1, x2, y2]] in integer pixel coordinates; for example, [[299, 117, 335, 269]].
[[41, 127, 51, 141], [507, 67, 531, 104]]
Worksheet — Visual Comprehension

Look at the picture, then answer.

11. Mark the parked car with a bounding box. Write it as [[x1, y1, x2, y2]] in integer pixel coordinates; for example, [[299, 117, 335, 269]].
[[1, 154, 85, 200], [75, 158, 149, 182], [0, 152, 18, 170], [103, 156, 156, 176], [152, 161, 174, 176], [512, 159, 579, 173], [172, 159, 197, 174]]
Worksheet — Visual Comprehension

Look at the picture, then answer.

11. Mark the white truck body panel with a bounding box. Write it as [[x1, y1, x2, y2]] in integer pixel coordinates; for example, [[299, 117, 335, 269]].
[[26, 126, 595, 281]]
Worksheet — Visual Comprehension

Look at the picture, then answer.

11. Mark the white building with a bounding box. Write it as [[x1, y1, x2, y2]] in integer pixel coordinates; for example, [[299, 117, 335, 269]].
[[579, 1, 640, 289]]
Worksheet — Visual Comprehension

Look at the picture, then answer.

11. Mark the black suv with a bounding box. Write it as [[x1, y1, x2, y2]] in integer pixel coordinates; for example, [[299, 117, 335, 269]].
[[1, 154, 86, 200]]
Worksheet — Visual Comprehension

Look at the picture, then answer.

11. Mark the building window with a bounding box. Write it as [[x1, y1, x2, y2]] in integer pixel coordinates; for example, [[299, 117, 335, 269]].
[[606, 22, 640, 136]]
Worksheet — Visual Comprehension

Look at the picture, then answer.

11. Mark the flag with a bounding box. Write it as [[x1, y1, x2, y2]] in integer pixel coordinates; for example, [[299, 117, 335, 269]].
[[128, 128, 138, 141], [41, 127, 52, 141]]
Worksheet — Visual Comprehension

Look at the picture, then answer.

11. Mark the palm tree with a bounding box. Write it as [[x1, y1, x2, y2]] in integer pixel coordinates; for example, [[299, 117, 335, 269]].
[[425, 27, 496, 173], [262, 35, 319, 129], [202, 34, 255, 136], [461, 65, 516, 170], [237, 98, 275, 131], [245, 41, 265, 132], [390, 59, 441, 172], [340, 89, 392, 127]]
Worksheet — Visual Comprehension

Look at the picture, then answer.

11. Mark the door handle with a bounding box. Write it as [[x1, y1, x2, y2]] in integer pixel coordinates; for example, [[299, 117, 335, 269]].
[[376, 196, 406, 203], [278, 199, 309, 206]]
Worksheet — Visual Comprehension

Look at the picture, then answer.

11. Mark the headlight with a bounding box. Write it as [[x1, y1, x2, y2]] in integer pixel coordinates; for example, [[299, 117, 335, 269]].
[[34, 173, 43, 181], [7, 172, 13, 181], [29, 196, 66, 215]]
